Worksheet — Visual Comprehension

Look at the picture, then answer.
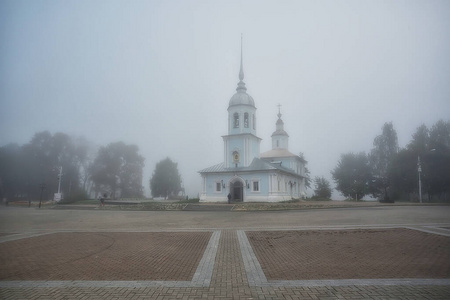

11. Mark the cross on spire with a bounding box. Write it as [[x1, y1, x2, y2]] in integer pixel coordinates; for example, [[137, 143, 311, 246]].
[[236, 34, 247, 92]]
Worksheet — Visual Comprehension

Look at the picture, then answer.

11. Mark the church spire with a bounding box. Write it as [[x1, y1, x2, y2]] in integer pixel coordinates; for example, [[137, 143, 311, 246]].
[[236, 34, 247, 92], [271, 104, 289, 149], [276, 104, 285, 131], [239, 34, 244, 81]]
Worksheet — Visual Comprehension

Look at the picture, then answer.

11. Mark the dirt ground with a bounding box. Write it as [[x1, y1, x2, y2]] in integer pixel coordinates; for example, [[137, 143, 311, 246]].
[[0, 232, 211, 281], [0, 233, 15, 237], [247, 228, 450, 280]]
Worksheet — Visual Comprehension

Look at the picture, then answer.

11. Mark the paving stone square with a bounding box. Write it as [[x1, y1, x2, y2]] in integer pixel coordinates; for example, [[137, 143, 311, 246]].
[[0, 231, 212, 281], [246, 228, 450, 280], [1, 206, 450, 299]]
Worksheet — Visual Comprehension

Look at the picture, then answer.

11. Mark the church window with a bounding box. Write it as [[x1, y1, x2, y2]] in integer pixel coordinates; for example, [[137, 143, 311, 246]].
[[234, 113, 239, 128], [215, 182, 222, 192], [244, 113, 249, 128], [252, 114, 256, 130], [252, 180, 259, 192]]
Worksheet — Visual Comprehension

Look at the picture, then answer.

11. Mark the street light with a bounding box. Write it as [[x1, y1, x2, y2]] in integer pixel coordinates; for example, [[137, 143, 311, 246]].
[[418, 149, 435, 204], [54, 166, 63, 202], [417, 156, 422, 203], [38, 183, 46, 208], [57, 166, 62, 195]]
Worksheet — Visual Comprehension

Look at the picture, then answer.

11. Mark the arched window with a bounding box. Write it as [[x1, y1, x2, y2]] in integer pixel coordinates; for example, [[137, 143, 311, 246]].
[[252, 114, 256, 130], [234, 113, 239, 128], [244, 113, 249, 128]]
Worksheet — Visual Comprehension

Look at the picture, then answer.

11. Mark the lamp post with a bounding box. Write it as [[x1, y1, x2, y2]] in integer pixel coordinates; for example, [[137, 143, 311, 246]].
[[417, 156, 422, 203], [53, 166, 63, 202], [57, 166, 62, 195], [38, 183, 46, 208]]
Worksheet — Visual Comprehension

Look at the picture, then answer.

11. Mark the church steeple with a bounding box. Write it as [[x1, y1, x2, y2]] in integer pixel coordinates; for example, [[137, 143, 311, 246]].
[[237, 35, 247, 92], [224, 36, 261, 168], [275, 104, 285, 132], [228, 35, 255, 109], [271, 104, 289, 149]]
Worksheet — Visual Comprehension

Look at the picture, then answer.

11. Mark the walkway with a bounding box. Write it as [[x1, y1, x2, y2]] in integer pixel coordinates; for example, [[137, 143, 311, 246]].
[[0, 206, 449, 299]]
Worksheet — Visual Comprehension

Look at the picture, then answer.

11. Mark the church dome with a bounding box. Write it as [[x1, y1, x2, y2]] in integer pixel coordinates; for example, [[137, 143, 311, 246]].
[[271, 129, 289, 137], [229, 90, 255, 107], [272, 118, 288, 136]]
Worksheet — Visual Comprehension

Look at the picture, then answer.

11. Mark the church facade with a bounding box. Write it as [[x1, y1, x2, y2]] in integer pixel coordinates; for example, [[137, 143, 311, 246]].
[[199, 50, 307, 202]]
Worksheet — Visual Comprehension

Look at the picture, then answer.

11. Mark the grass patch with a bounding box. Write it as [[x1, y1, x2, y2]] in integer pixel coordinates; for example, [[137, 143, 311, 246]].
[[58, 199, 99, 205], [176, 198, 200, 204], [307, 197, 332, 201]]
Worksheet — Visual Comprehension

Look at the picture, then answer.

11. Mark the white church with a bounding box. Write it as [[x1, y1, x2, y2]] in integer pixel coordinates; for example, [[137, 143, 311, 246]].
[[199, 46, 308, 202]]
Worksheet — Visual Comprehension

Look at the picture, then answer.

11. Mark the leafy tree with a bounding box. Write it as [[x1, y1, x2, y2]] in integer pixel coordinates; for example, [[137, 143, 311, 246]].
[[388, 149, 418, 200], [426, 120, 450, 201], [0, 131, 88, 201], [390, 120, 450, 202], [369, 122, 398, 202], [90, 142, 144, 198], [332, 152, 371, 200], [0, 144, 26, 199], [408, 124, 429, 154], [429, 120, 450, 152], [72, 136, 93, 193], [391, 124, 433, 201], [150, 157, 182, 198], [313, 176, 332, 199], [25, 131, 82, 199]]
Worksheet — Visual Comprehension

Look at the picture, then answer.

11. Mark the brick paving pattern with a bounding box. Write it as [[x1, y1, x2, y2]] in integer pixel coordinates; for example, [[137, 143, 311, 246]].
[[1, 229, 449, 299], [0, 232, 211, 281], [247, 228, 450, 280], [1, 206, 450, 299]]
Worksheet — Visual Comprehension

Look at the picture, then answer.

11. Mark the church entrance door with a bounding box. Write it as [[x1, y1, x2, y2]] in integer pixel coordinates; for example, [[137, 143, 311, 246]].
[[231, 180, 244, 202]]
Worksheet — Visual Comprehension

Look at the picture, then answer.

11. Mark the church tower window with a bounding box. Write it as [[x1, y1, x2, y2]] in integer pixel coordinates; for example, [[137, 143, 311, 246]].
[[252, 114, 256, 130], [234, 113, 239, 128], [244, 113, 249, 128]]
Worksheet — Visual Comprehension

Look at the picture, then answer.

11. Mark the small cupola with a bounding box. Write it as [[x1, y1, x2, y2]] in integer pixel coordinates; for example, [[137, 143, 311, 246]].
[[271, 105, 289, 149]]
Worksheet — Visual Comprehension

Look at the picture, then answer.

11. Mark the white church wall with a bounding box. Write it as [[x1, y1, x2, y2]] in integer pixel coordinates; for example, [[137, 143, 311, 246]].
[[200, 171, 276, 203]]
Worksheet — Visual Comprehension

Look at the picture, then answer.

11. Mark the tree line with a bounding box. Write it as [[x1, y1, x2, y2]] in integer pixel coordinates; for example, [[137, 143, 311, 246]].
[[331, 120, 450, 202], [0, 131, 183, 202]]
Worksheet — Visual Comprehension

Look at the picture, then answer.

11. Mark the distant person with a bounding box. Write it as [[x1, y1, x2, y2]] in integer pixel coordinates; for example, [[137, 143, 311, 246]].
[[99, 195, 105, 207], [227, 193, 231, 204]]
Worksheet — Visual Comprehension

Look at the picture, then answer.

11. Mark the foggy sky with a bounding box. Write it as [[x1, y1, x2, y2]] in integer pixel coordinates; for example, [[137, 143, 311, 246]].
[[1, 0, 449, 198]]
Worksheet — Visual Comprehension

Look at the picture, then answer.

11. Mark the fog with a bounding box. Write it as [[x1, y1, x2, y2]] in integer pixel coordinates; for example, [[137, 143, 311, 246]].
[[1, 0, 449, 198]]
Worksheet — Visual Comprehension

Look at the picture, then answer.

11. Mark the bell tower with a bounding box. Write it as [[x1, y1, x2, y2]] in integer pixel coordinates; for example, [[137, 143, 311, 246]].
[[223, 37, 261, 168]]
